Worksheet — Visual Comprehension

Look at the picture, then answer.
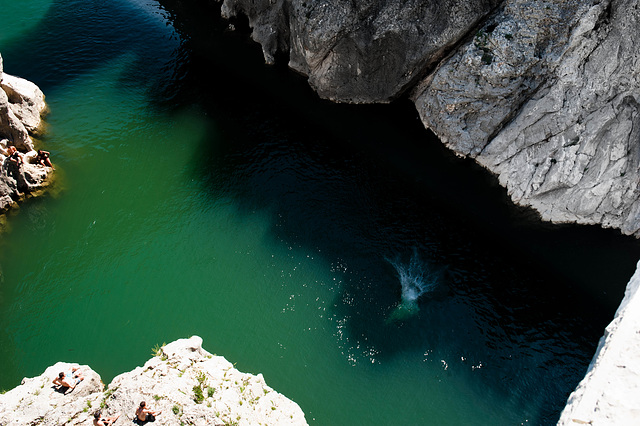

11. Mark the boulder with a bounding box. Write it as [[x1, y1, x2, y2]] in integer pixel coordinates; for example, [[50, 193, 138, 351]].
[[1, 72, 47, 134]]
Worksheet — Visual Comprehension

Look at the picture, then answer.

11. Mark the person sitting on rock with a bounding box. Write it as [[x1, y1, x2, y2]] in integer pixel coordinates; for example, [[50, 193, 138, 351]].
[[93, 410, 120, 426], [7, 146, 22, 168], [35, 149, 54, 170], [52, 368, 84, 394], [135, 401, 161, 423]]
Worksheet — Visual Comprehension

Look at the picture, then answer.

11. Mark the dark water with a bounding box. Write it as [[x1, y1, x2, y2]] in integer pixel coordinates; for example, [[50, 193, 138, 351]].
[[1, 1, 639, 424]]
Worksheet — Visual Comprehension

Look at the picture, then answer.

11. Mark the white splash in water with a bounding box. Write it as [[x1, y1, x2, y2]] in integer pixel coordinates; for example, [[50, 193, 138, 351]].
[[387, 249, 439, 320]]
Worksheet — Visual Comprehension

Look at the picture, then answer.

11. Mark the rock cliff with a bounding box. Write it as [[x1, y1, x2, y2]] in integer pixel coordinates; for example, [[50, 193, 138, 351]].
[[217, 0, 640, 237], [0, 336, 308, 426], [414, 0, 640, 237], [0, 52, 50, 214], [557, 260, 640, 424]]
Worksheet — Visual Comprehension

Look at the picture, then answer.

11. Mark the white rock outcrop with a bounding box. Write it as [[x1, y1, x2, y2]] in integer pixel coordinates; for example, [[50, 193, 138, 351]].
[[557, 260, 640, 425], [0, 52, 51, 214], [0, 54, 46, 152], [0, 336, 308, 426]]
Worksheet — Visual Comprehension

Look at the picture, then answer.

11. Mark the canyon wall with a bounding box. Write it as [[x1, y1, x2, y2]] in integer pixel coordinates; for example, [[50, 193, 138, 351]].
[[218, 0, 640, 237]]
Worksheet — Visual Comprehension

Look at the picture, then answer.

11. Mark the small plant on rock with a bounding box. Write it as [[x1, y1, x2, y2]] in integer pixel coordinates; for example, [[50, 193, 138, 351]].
[[151, 343, 168, 361], [193, 385, 205, 404], [192, 370, 209, 403]]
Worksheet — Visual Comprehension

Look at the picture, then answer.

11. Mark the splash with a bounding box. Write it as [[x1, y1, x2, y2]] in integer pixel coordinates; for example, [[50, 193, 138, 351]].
[[387, 249, 439, 320]]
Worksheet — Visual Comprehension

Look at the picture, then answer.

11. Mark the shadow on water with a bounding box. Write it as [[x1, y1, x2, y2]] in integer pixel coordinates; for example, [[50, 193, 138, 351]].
[[150, 1, 640, 421], [0, 0, 178, 96]]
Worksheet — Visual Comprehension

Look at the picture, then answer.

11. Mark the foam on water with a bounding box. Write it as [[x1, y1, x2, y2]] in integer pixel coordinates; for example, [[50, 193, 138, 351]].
[[387, 248, 440, 320]]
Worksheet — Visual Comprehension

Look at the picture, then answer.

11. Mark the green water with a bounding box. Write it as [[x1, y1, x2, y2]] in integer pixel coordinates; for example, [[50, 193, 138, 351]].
[[2, 1, 640, 424]]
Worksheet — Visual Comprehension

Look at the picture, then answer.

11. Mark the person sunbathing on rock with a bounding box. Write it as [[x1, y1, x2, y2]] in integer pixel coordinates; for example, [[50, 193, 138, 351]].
[[35, 149, 54, 170], [93, 410, 120, 426], [135, 401, 161, 423], [4, 146, 22, 175], [52, 368, 84, 394], [7, 146, 22, 167]]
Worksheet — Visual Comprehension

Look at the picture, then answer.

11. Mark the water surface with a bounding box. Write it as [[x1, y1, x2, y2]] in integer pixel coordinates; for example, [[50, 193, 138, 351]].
[[1, 1, 640, 424]]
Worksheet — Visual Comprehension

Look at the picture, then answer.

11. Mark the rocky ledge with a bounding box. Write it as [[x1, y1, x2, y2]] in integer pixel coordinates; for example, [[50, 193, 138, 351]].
[[0, 336, 308, 426], [0, 52, 51, 215], [558, 260, 640, 424]]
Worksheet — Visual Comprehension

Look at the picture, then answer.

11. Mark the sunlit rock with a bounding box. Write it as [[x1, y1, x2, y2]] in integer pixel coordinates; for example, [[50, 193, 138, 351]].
[[0, 52, 51, 213], [558, 260, 640, 425], [0, 336, 308, 426]]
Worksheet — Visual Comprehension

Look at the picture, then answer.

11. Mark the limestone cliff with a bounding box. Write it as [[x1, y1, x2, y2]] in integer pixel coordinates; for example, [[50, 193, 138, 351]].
[[557, 260, 640, 424], [0, 52, 50, 214], [0, 336, 308, 426], [414, 0, 640, 237], [215, 0, 640, 237]]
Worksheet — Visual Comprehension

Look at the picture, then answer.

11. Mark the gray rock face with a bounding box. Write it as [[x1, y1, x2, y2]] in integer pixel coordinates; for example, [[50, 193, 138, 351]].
[[414, 0, 640, 236], [217, 0, 640, 236], [558, 260, 640, 425], [220, 0, 501, 102], [412, 0, 600, 156], [0, 336, 308, 426]]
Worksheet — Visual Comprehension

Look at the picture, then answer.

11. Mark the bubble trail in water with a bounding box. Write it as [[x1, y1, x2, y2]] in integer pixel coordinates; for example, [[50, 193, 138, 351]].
[[387, 249, 439, 320]]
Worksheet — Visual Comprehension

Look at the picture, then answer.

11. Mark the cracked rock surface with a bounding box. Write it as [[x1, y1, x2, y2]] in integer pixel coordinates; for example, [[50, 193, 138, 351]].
[[415, 0, 640, 236], [220, 0, 501, 102], [213, 0, 640, 237]]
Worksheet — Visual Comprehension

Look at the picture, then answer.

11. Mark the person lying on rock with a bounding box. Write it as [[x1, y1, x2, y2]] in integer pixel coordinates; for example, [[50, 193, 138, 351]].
[[35, 149, 54, 170], [135, 401, 161, 423], [93, 410, 120, 426], [52, 368, 84, 394]]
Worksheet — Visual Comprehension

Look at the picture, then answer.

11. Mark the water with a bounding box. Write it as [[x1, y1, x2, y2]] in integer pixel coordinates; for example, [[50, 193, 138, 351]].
[[1, 1, 640, 424], [387, 249, 445, 320]]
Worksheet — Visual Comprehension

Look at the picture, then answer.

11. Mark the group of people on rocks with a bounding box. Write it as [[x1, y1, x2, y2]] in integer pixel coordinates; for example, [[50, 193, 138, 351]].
[[52, 368, 161, 425], [1, 144, 54, 172], [1, 145, 54, 197]]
